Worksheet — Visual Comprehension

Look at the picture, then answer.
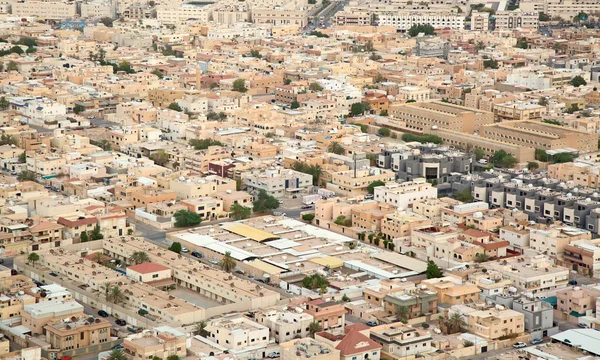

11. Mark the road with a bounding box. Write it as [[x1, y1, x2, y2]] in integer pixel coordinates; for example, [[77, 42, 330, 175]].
[[305, 1, 345, 33]]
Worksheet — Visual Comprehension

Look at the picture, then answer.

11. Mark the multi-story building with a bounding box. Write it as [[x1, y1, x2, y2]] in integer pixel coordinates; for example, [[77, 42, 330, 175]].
[[383, 284, 438, 319], [493, 102, 547, 121], [280, 339, 340, 360], [380, 210, 431, 241], [471, 11, 489, 31], [377, 13, 465, 30], [22, 300, 84, 335], [244, 168, 312, 199], [206, 315, 270, 358], [486, 255, 569, 294], [494, 10, 539, 29], [44, 315, 111, 353], [329, 168, 396, 196], [335, 10, 372, 26], [373, 179, 437, 210], [562, 239, 600, 278], [305, 300, 346, 331], [421, 277, 480, 305], [530, 225, 591, 257], [556, 285, 600, 321], [251, 7, 309, 27], [80, 1, 115, 18], [414, 38, 450, 59], [370, 323, 433, 359], [520, 0, 599, 17], [491, 295, 559, 339], [388, 101, 494, 134], [256, 307, 314, 344], [12, 0, 77, 20], [122, 328, 187, 360], [157, 4, 210, 26], [452, 305, 525, 340]]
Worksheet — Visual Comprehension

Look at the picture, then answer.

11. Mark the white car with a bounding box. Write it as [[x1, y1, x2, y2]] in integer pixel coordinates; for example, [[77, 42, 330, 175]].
[[278, 200, 284, 204], [513, 342, 527, 349]]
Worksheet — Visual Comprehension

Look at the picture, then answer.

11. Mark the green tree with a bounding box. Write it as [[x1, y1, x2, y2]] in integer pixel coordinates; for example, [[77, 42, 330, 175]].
[[129, 251, 150, 265], [174, 210, 202, 227], [367, 180, 385, 195], [230, 203, 251, 220], [18, 152, 26, 163], [539, 12, 551, 21], [328, 141, 345, 155], [378, 127, 390, 136], [369, 52, 382, 61], [253, 189, 279, 213], [6, 61, 18, 72], [150, 150, 169, 167], [308, 31, 329, 38], [350, 102, 367, 116], [308, 321, 322, 337], [16, 37, 37, 47], [395, 305, 410, 322], [445, 312, 466, 333], [309, 82, 323, 92], [500, 155, 518, 168], [28, 252, 40, 267], [232, 78, 247, 93], [169, 242, 182, 253], [151, 69, 164, 79], [17, 170, 36, 182], [193, 321, 210, 337], [26, 47, 35, 54], [515, 38, 528, 49], [538, 96, 548, 106], [116, 61, 135, 74], [426, 260, 443, 279], [476, 41, 485, 50], [474, 253, 490, 263], [492, 150, 508, 165], [291, 100, 300, 109], [189, 139, 224, 150], [569, 75, 587, 87], [283, 78, 292, 85], [342, 294, 350, 302], [107, 286, 125, 304], [80, 231, 89, 243], [302, 274, 329, 290], [408, 24, 435, 37], [554, 153, 575, 163], [73, 104, 85, 114], [302, 213, 315, 222], [401, 133, 442, 144], [100, 17, 114, 27], [364, 40, 374, 52], [168, 102, 183, 112], [379, 109, 388, 116], [219, 251, 237, 273], [107, 349, 127, 360], [374, 73, 385, 83], [90, 224, 103, 240], [250, 49, 262, 58], [166, 355, 180, 360], [0, 97, 9, 110], [473, 148, 485, 160], [455, 189, 472, 202], [293, 161, 322, 185], [0, 134, 16, 145], [527, 161, 539, 171]]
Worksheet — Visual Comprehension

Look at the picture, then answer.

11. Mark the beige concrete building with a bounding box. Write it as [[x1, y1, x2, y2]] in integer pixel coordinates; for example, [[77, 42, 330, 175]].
[[451, 305, 525, 340], [45, 315, 111, 351], [281, 339, 340, 360], [329, 168, 396, 196], [252, 8, 309, 28], [22, 300, 84, 335], [335, 10, 371, 26], [493, 102, 546, 121], [373, 179, 437, 210], [495, 10, 538, 29], [486, 255, 569, 294], [471, 11, 489, 31], [530, 225, 591, 257], [126, 262, 171, 283], [122, 328, 187, 360], [388, 101, 494, 134], [12, 0, 77, 20], [256, 307, 314, 344], [206, 315, 270, 356]]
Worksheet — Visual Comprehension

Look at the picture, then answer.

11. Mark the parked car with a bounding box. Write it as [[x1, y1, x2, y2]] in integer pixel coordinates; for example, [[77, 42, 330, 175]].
[[0, 259, 4, 264], [115, 319, 127, 326], [578, 323, 589, 328], [10, 269, 17, 276], [278, 200, 284, 204], [98, 310, 109, 317], [531, 338, 543, 345], [181, 247, 189, 253], [268, 352, 280, 358], [127, 326, 142, 333], [364, 194, 374, 199], [366, 320, 377, 327], [513, 342, 527, 349], [191, 251, 203, 258], [568, 280, 578, 285]]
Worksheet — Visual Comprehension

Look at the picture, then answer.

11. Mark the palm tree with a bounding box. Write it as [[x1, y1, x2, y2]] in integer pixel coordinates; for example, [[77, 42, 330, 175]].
[[193, 321, 209, 337], [446, 312, 466, 333], [107, 286, 126, 305], [107, 349, 127, 360], [219, 251, 236, 273], [308, 321, 322, 337], [94, 251, 103, 264], [129, 251, 150, 265], [100, 282, 113, 300], [395, 305, 410, 322], [28, 252, 40, 267]]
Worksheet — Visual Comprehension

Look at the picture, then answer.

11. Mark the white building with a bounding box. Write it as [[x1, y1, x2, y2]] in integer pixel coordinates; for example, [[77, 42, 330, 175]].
[[244, 168, 313, 199], [377, 13, 465, 31], [206, 315, 270, 358], [157, 4, 210, 26], [494, 10, 539, 29], [373, 179, 437, 210], [81, 1, 116, 18], [12, 0, 77, 20]]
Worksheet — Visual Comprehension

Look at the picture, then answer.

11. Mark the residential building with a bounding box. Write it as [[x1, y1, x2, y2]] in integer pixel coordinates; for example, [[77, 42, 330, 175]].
[[122, 328, 187, 360], [562, 239, 600, 278], [377, 13, 465, 31], [383, 284, 438, 319], [206, 315, 270, 358], [530, 225, 591, 257], [373, 179, 437, 210], [244, 168, 312, 199], [44, 315, 111, 353], [370, 323, 433, 359], [280, 338, 339, 360], [486, 255, 569, 294], [12, 0, 77, 20], [456, 306, 525, 340], [494, 10, 539, 29], [471, 11, 490, 31], [556, 285, 600, 321], [126, 262, 171, 284], [256, 307, 314, 344]]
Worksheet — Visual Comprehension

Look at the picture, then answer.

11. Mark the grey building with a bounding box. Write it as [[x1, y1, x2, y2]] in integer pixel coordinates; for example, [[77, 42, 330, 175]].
[[414, 38, 450, 59], [459, 171, 600, 235], [490, 295, 559, 339], [378, 145, 473, 184]]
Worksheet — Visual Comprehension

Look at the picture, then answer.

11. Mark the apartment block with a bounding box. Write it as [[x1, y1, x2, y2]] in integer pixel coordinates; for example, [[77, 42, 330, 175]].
[[207, 315, 270, 357], [329, 168, 396, 196], [373, 179, 437, 210], [45, 315, 111, 352], [494, 10, 539, 29], [256, 307, 314, 344], [244, 168, 312, 199], [377, 13, 465, 30], [122, 328, 187, 360], [493, 102, 546, 121], [471, 11, 489, 31], [383, 285, 438, 319], [563, 239, 600, 278], [335, 10, 372, 26], [486, 255, 569, 294], [12, 0, 77, 20], [452, 305, 525, 340], [370, 323, 433, 359]]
